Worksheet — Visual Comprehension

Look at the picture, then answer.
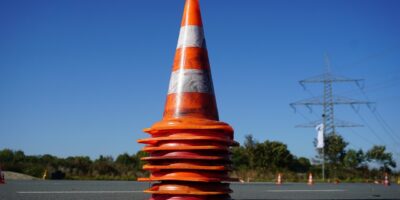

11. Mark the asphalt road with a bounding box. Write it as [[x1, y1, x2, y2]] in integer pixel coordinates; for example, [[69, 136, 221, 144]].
[[1, 180, 399, 200]]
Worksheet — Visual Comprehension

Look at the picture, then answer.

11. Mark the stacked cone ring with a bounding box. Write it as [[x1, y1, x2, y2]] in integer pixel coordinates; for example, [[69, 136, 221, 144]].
[[137, 0, 238, 199]]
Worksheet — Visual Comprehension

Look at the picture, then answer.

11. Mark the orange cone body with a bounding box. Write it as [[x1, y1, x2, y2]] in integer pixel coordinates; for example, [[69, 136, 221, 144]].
[[384, 173, 390, 186], [0, 168, 4, 184], [137, 0, 237, 199], [276, 173, 282, 185], [307, 173, 313, 185]]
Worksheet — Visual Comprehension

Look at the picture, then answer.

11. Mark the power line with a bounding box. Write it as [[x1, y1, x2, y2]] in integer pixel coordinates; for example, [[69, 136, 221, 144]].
[[370, 109, 400, 143], [352, 108, 400, 161], [348, 128, 375, 146], [352, 108, 386, 145], [296, 109, 313, 122], [376, 110, 400, 141], [356, 83, 400, 146], [336, 77, 400, 96], [338, 45, 400, 70], [302, 88, 324, 120]]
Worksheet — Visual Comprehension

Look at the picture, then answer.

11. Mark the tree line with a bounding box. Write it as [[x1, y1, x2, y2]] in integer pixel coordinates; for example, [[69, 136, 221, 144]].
[[0, 134, 397, 181], [231, 134, 397, 182], [0, 149, 148, 180]]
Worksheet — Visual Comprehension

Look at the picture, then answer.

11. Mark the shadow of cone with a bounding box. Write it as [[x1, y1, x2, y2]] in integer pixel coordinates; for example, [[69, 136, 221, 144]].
[[137, 0, 237, 199]]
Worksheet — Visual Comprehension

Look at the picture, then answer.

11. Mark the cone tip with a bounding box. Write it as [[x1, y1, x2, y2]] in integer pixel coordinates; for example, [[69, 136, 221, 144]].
[[181, 0, 203, 27]]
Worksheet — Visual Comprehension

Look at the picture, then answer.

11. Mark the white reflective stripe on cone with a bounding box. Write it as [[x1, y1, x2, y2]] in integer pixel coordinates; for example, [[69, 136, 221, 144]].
[[168, 69, 214, 94], [177, 25, 205, 49]]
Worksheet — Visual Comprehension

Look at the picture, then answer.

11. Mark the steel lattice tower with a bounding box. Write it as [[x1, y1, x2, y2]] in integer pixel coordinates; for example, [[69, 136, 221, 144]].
[[322, 70, 336, 136], [290, 55, 373, 180]]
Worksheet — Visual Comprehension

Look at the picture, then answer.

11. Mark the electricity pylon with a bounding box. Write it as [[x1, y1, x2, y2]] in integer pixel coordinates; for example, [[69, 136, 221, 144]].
[[290, 55, 373, 181]]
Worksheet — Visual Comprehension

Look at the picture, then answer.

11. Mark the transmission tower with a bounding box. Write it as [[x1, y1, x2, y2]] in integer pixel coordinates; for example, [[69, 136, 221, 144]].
[[290, 55, 374, 181]]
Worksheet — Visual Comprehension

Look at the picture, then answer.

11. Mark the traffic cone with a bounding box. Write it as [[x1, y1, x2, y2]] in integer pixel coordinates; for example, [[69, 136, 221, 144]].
[[307, 173, 313, 185], [137, 0, 238, 199], [276, 173, 283, 185], [383, 173, 390, 186], [42, 169, 47, 180], [0, 167, 5, 184]]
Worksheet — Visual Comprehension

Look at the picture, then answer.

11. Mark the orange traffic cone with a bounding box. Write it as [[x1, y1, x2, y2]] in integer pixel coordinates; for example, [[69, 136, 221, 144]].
[[307, 173, 313, 185], [137, 0, 237, 199], [276, 173, 283, 185], [42, 169, 48, 180], [384, 173, 390, 186], [0, 167, 5, 184]]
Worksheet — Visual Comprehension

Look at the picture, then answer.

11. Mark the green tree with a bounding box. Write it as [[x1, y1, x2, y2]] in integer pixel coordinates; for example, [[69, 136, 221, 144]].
[[116, 153, 135, 166], [65, 156, 92, 176], [290, 157, 311, 173], [231, 146, 250, 170], [0, 149, 14, 163], [243, 134, 257, 170], [134, 151, 149, 178], [40, 154, 58, 167], [13, 150, 26, 163], [252, 140, 294, 171], [317, 133, 348, 179], [93, 155, 117, 176], [366, 145, 396, 172], [343, 149, 365, 169], [324, 134, 348, 165]]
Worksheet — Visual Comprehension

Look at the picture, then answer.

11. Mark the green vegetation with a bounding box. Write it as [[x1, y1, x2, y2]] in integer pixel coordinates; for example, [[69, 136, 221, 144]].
[[0, 134, 397, 181], [232, 134, 397, 182], [0, 149, 148, 180]]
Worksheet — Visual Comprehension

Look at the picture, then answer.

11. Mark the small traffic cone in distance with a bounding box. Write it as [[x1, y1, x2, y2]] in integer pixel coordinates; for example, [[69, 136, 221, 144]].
[[307, 173, 313, 185], [42, 169, 47, 180], [0, 167, 4, 184], [276, 173, 282, 185], [384, 173, 390, 186]]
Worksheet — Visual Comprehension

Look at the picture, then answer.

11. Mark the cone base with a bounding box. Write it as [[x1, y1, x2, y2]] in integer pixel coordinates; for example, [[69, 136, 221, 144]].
[[150, 194, 231, 200], [145, 182, 231, 195]]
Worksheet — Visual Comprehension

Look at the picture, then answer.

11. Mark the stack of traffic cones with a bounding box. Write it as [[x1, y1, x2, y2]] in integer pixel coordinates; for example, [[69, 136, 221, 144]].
[[276, 173, 283, 185], [138, 0, 237, 199], [307, 173, 313, 185], [383, 173, 390, 186]]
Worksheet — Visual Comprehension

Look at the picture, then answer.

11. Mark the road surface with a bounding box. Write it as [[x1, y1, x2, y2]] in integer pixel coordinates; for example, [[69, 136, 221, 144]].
[[1, 180, 399, 199]]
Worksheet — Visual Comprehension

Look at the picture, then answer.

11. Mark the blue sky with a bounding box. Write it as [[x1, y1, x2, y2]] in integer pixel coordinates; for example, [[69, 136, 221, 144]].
[[1, 0, 399, 167]]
